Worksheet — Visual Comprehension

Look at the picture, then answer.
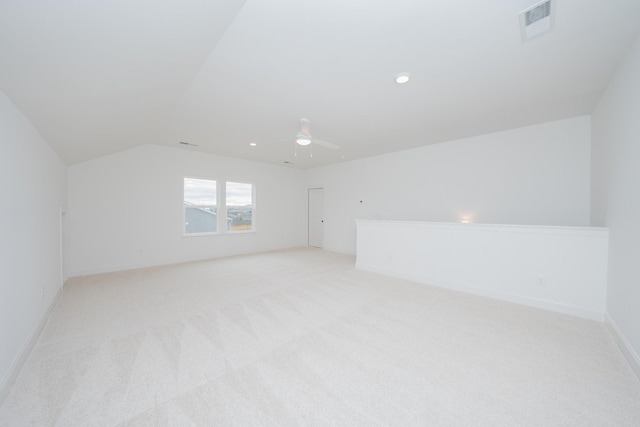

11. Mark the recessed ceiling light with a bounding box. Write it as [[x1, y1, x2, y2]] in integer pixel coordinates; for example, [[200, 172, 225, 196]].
[[395, 73, 410, 84], [249, 142, 257, 146]]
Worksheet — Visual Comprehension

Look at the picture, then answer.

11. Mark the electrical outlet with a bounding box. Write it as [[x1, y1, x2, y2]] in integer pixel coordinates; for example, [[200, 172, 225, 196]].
[[41, 285, 45, 300], [535, 277, 546, 288]]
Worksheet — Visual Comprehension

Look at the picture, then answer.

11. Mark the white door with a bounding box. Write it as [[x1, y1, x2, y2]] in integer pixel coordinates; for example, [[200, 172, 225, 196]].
[[308, 188, 324, 248]]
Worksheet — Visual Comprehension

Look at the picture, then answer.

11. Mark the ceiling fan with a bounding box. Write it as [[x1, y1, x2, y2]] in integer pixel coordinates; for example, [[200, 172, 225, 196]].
[[269, 118, 340, 153]]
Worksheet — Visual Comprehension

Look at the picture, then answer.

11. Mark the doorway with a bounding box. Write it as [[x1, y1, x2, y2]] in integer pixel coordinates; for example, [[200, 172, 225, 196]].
[[308, 188, 324, 248], [59, 207, 66, 290]]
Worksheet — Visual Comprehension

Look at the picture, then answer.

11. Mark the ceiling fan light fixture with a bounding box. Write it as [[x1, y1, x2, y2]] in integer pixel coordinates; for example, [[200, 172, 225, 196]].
[[395, 72, 410, 84], [295, 135, 312, 146]]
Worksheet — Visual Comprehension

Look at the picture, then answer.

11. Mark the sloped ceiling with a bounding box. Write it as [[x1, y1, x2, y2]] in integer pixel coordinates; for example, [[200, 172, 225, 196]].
[[1, 0, 639, 168]]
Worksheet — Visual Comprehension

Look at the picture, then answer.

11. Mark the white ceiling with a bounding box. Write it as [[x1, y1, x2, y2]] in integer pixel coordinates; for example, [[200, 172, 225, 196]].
[[1, 0, 639, 168]]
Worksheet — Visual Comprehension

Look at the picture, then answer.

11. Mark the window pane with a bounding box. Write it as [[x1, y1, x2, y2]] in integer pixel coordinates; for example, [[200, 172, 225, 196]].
[[184, 178, 216, 206], [184, 178, 217, 234], [226, 182, 253, 231]]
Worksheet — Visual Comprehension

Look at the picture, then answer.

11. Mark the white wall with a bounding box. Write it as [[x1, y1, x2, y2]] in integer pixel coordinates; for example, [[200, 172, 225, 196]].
[[306, 116, 591, 254], [68, 144, 307, 276], [591, 33, 640, 375], [0, 90, 67, 398], [356, 220, 608, 321]]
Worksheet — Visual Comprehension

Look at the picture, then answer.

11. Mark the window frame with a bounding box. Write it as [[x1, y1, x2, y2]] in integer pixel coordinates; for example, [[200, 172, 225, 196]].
[[182, 177, 256, 237], [224, 180, 256, 233], [183, 176, 219, 236]]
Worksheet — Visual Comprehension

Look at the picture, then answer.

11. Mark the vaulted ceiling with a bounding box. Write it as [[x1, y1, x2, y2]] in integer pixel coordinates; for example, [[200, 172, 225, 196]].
[[1, 0, 639, 168]]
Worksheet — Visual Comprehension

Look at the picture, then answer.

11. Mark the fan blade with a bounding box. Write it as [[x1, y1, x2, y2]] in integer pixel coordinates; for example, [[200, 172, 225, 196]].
[[265, 138, 293, 145], [300, 118, 311, 135], [313, 138, 340, 150]]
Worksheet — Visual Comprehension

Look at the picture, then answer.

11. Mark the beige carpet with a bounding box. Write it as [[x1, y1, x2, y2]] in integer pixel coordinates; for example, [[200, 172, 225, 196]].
[[1, 248, 639, 426]]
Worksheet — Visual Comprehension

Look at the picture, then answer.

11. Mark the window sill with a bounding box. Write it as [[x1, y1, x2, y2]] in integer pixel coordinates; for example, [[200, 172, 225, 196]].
[[183, 232, 219, 238], [182, 230, 256, 238], [227, 229, 256, 235]]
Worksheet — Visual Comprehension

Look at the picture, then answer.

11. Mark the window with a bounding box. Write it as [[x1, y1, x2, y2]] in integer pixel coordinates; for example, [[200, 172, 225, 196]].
[[184, 177, 217, 234], [183, 178, 254, 235], [226, 181, 254, 232]]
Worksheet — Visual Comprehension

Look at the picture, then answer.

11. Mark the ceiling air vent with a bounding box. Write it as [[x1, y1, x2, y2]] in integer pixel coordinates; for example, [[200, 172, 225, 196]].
[[179, 141, 198, 147], [519, 0, 555, 42]]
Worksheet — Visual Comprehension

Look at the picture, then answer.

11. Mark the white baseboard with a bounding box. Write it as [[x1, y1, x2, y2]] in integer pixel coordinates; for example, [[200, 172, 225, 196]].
[[320, 245, 356, 256], [69, 245, 308, 278], [356, 262, 605, 322], [605, 313, 640, 379], [0, 287, 62, 405]]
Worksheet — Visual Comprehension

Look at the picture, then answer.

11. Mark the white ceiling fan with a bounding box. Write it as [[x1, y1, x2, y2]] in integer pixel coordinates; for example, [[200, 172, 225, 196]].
[[269, 118, 340, 153]]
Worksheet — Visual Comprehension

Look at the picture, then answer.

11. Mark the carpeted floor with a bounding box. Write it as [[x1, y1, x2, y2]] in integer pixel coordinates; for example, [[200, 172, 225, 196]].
[[1, 248, 639, 426]]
